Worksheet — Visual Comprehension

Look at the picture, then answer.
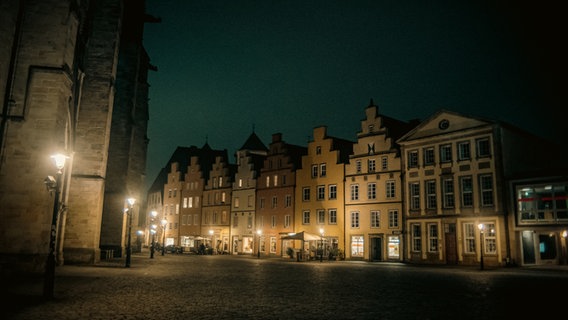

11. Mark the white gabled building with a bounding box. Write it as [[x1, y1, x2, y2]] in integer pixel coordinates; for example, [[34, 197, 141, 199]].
[[397, 109, 555, 267]]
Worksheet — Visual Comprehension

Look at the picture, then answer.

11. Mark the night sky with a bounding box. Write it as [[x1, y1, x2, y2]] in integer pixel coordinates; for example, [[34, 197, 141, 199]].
[[142, 0, 566, 189]]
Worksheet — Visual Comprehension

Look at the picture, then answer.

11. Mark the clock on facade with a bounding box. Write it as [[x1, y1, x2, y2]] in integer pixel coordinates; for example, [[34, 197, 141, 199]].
[[438, 119, 450, 130]]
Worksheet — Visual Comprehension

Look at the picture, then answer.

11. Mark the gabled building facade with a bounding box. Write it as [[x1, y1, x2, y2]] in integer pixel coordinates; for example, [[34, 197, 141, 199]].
[[294, 126, 353, 260], [397, 110, 553, 267], [163, 161, 184, 247], [256, 133, 307, 257], [202, 152, 235, 254], [179, 144, 222, 252], [230, 132, 267, 255], [345, 102, 416, 261]]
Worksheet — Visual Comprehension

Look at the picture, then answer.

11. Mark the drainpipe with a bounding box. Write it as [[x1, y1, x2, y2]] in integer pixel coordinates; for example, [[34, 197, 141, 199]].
[[0, 1, 25, 169]]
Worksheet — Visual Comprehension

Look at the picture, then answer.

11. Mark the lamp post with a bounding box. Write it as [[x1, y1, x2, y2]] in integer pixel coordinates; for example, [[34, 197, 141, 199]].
[[209, 229, 214, 255], [150, 228, 156, 258], [161, 219, 167, 255], [477, 223, 484, 270], [43, 153, 67, 299], [319, 228, 324, 262], [125, 198, 136, 268], [562, 230, 568, 265], [257, 229, 262, 258], [150, 211, 158, 259]]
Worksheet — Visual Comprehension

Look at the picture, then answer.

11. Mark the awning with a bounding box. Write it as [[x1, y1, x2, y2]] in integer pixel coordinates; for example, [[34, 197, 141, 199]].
[[281, 231, 322, 241]]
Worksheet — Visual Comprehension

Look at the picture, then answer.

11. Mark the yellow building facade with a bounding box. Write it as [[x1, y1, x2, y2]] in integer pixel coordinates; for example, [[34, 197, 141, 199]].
[[345, 103, 414, 261], [294, 126, 353, 259]]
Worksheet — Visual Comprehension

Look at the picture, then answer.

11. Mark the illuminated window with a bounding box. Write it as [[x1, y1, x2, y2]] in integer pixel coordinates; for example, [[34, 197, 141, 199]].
[[351, 236, 364, 257]]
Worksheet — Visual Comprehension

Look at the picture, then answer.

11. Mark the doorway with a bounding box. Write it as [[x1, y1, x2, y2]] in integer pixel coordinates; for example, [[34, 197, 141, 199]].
[[370, 236, 382, 261]]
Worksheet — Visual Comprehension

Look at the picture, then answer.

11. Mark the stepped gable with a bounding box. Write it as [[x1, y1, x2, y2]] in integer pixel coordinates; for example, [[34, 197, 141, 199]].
[[196, 142, 229, 182]]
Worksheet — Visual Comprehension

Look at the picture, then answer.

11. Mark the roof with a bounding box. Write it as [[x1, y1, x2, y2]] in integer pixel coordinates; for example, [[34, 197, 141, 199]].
[[239, 132, 268, 152]]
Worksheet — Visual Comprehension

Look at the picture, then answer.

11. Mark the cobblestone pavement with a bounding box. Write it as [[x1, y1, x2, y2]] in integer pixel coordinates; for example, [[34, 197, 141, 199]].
[[2, 253, 567, 320]]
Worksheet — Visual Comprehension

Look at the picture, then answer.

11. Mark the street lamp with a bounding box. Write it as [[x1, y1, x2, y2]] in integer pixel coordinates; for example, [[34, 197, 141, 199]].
[[209, 229, 214, 254], [125, 197, 136, 267], [150, 211, 158, 259], [150, 228, 157, 258], [319, 228, 324, 262], [43, 153, 67, 299], [478, 223, 484, 270], [257, 229, 262, 258], [161, 219, 167, 255]]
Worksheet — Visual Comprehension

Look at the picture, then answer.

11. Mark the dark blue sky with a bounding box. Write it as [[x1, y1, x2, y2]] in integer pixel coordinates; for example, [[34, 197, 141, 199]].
[[143, 0, 566, 189]]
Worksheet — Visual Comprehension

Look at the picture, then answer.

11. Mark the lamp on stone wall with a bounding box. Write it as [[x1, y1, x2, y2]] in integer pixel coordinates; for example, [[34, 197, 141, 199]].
[[43, 153, 68, 299], [125, 198, 136, 267]]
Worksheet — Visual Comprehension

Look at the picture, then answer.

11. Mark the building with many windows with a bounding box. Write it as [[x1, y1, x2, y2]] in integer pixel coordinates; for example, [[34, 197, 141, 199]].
[[397, 110, 557, 267], [257, 133, 307, 257], [143, 104, 567, 267], [294, 126, 354, 260], [202, 152, 235, 254], [345, 101, 417, 261], [230, 132, 267, 255]]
